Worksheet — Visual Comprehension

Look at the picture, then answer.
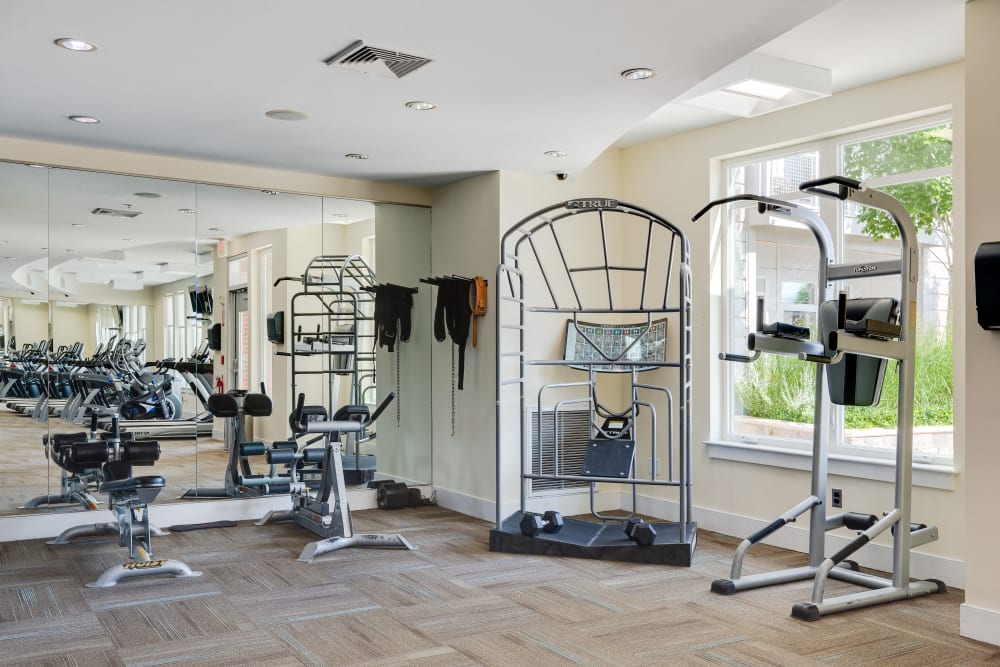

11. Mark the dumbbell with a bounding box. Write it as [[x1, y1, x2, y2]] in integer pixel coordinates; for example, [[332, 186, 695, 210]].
[[624, 516, 657, 546], [519, 510, 565, 537]]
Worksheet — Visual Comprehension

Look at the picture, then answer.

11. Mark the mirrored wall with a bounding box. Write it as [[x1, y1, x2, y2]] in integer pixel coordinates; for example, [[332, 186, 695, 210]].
[[0, 161, 432, 516]]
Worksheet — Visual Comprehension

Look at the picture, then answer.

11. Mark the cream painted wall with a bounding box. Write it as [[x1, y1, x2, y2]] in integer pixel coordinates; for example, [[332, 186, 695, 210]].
[[374, 204, 432, 484], [50, 304, 91, 350], [428, 172, 501, 509], [961, 0, 1000, 645], [11, 300, 48, 345], [622, 63, 965, 564]]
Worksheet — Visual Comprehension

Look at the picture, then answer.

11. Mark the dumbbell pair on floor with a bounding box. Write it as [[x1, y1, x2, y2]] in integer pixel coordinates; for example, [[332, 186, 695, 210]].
[[519, 510, 565, 537], [624, 516, 657, 546]]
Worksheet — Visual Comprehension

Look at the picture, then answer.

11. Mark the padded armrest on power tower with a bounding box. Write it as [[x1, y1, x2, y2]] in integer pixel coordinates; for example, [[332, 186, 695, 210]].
[[759, 321, 811, 340], [819, 297, 898, 407], [843, 318, 901, 339]]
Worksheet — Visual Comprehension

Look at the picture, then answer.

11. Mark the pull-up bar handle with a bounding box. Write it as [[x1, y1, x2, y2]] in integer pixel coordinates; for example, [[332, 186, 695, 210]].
[[799, 176, 863, 201], [719, 351, 761, 363], [691, 194, 795, 222]]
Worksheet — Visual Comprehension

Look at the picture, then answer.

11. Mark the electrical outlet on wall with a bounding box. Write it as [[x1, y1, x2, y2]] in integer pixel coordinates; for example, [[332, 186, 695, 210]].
[[832, 488, 843, 508]]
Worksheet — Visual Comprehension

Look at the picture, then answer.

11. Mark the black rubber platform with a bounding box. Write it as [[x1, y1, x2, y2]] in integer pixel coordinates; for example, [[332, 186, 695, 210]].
[[489, 511, 696, 566]]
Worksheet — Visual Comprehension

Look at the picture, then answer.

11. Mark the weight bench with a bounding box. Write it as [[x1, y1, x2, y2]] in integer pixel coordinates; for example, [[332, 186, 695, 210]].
[[48, 440, 201, 588]]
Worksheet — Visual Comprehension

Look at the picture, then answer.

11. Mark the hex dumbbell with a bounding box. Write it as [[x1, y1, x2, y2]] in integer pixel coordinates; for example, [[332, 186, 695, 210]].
[[624, 516, 657, 546], [519, 510, 565, 537]]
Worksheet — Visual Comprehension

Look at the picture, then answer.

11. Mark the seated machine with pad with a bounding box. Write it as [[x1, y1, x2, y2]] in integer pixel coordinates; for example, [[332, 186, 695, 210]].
[[257, 392, 416, 563]]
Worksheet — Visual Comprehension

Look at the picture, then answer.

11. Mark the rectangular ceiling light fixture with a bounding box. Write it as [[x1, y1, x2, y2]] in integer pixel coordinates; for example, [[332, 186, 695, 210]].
[[679, 53, 831, 118]]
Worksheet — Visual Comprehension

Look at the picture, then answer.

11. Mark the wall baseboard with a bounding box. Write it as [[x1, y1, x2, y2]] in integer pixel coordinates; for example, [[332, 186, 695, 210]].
[[0, 487, 385, 542], [433, 486, 622, 524], [960, 604, 1000, 647]]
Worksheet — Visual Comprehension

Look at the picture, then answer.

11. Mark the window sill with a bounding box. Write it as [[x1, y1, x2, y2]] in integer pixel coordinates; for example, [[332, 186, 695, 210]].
[[704, 440, 956, 490]]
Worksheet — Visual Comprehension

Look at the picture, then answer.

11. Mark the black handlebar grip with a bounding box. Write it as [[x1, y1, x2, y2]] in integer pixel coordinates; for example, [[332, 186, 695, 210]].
[[799, 175, 863, 200], [293, 393, 306, 431], [366, 392, 396, 425]]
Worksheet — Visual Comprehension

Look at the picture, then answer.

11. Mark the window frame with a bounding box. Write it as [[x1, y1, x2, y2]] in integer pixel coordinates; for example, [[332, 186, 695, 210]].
[[713, 113, 955, 485]]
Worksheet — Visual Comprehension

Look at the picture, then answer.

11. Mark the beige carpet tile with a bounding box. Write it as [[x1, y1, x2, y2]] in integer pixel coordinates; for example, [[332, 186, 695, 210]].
[[388, 594, 542, 643], [114, 629, 307, 667], [226, 580, 379, 625], [0, 612, 113, 661], [0, 577, 92, 622], [95, 596, 257, 648], [271, 608, 441, 664], [350, 567, 486, 607]]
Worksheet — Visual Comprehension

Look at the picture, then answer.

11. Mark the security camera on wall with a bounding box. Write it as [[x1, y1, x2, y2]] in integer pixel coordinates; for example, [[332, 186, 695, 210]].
[[555, 172, 569, 181]]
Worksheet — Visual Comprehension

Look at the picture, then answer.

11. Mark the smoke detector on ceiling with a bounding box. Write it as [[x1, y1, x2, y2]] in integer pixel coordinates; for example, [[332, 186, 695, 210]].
[[92, 207, 141, 219], [323, 40, 432, 79]]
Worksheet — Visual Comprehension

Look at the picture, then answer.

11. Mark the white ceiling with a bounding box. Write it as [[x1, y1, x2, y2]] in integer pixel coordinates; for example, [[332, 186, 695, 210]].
[[618, 0, 965, 145], [0, 0, 835, 187]]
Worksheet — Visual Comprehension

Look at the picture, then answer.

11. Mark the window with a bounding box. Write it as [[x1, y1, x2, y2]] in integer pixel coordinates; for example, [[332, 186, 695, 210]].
[[98, 304, 146, 361], [721, 116, 954, 466], [162, 287, 204, 360]]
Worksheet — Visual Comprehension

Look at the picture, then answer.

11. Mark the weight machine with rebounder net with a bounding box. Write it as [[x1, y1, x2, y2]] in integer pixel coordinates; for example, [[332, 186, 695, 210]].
[[692, 176, 944, 620]]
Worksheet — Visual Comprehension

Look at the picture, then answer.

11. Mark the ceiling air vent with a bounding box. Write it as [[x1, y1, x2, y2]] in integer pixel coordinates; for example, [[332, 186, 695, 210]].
[[323, 40, 432, 79], [92, 207, 141, 219]]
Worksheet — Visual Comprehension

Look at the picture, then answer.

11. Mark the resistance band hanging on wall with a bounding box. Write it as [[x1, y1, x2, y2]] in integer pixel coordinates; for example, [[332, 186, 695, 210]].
[[420, 275, 488, 435], [365, 283, 418, 426]]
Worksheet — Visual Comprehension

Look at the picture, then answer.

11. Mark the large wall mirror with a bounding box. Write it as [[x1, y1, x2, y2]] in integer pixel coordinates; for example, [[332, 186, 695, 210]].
[[0, 161, 432, 517]]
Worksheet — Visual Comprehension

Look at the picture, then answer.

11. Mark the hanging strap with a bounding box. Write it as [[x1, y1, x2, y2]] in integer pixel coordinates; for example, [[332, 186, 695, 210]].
[[469, 276, 488, 348]]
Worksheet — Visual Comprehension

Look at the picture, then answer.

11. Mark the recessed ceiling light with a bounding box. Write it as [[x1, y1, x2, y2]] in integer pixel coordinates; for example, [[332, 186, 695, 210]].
[[261, 190, 280, 196], [722, 79, 793, 101], [68, 115, 101, 124], [178, 208, 197, 214], [621, 67, 656, 80], [71, 223, 86, 228], [54, 38, 97, 52], [329, 213, 348, 218], [345, 153, 369, 160], [265, 109, 309, 121], [405, 100, 437, 111], [208, 227, 223, 232], [122, 238, 136, 243], [27, 164, 47, 169], [40, 247, 47, 251], [65, 249, 75, 253], [544, 150, 568, 158], [133, 192, 161, 199], [4, 256, 15, 260]]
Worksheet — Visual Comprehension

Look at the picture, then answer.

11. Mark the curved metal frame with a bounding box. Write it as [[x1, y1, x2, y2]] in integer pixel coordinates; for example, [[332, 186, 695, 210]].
[[494, 197, 693, 558]]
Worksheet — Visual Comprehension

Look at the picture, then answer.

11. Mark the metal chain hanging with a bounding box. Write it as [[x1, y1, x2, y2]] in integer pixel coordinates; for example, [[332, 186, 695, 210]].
[[395, 344, 402, 427], [451, 344, 457, 436]]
